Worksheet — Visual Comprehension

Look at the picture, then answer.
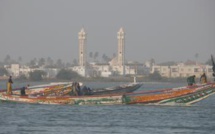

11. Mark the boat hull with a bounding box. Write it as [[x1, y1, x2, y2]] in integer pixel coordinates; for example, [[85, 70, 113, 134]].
[[1, 82, 215, 106], [123, 83, 215, 106], [0, 93, 123, 105], [91, 83, 142, 95], [0, 82, 142, 105]]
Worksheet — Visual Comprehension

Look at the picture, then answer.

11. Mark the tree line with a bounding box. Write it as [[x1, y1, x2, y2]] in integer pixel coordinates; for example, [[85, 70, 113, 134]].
[[0, 67, 82, 81], [0, 55, 73, 68], [0, 52, 117, 68]]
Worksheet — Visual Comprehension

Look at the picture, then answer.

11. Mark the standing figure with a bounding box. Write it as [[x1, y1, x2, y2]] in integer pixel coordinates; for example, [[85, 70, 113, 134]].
[[20, 87, 26, 96], [187, 75, 196, 86], [76, 83, 81, 96], [71, 82, 78, 96], [200, 73, 207, 84], [7, 76, 13, 95]]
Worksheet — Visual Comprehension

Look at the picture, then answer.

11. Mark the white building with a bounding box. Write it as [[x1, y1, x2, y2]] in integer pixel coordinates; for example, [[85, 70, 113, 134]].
[[72, 27, 145, 77], [10, 64, 20, 77], [5, 64, 60, 78], [89, 63, 112, 77], [71, 66, 91, 77], [151, 62, 213, 78], [5, 64, 30, 77]]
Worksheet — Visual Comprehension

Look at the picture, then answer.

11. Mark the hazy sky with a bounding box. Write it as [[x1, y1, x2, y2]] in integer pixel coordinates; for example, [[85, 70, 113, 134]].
[[0, 0, 214, 63]]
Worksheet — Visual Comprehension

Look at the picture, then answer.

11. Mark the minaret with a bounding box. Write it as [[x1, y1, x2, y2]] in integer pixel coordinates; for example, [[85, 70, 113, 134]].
[[78, 28, 87, 66], [117, 27, 125, 75]]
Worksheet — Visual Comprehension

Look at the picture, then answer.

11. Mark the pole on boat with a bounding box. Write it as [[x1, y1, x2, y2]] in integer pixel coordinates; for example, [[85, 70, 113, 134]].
[[133, 76, 136, 84], [211, 55, 215, 81]]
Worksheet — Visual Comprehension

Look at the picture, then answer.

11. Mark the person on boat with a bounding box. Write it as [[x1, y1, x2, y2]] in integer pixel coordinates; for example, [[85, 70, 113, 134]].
[[200, 73, 207, 84], [81, 86, 87, 96], [213, 61, 215, 81], [70, 82, 78, 96], [187, 75, 196, 86], [20, 86, 26, 96], [76, 82, 81, 96], [7, 76, 13, 95], [87, 87, 92, 95]]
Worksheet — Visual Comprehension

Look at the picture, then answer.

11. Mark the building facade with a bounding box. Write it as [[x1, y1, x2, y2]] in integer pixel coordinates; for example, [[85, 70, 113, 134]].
[[151, 63, 213, 79]]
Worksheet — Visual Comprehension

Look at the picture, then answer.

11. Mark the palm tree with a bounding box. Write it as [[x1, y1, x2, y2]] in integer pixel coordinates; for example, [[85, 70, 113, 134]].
[[38, 58, 46, 66], [4, 55, 11, 64], [102, 54, 111, 63], [102, 54, 107, 62], [47, 57, 54, 66], [56, 59, 64, 68], [73, 59, 78, 66], [94, 52, 99, 62], [18, 56, 22, 64], [150, 58, 155, 66], [195, 53, 199, 65], [89, 52, 93, 61], [29, 59, 36, 67]]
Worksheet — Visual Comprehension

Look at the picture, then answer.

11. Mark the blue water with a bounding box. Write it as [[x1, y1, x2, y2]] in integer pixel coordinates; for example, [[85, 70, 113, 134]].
[[0, 82, 215, 134]]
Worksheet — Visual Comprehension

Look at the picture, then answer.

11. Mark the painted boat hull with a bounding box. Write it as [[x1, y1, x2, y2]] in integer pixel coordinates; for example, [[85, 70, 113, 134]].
[[1, 82, 214, 106], [0, 93, 123, 105], [0, 82, 142, 105], [123, 83, 215, 106]]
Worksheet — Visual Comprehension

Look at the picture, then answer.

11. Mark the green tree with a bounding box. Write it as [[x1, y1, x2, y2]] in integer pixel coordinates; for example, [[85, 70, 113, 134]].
[[102, 54, 106, 62], [64, 62, 70, 67], [56, 59, 64, 68], [18, 56, 22, 64], [56, 69, 80, 80], [38, 58, 46, 66], [148, 71, 162, 80], [94, 51, 99, 61], [29, 58, 37, 67], [0, 67, 9, 76], [29, 70, 46, 81], [46, 57, 54, 66], [195, 53, 199, 64], [4, 55, 11, 64], [72, 59, 78, 66], [205, 55, 215, 66], [102, 54, 110, 63], [205, 58, 212, 65], [149, 58, 155, 68], [158, 61, 177, 66], [89, 52, 93, 61], [17, 74, 27, 80]]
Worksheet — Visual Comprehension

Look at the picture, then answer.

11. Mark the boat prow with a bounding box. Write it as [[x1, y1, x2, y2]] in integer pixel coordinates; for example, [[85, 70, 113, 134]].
[[123, 82, 215, 106]]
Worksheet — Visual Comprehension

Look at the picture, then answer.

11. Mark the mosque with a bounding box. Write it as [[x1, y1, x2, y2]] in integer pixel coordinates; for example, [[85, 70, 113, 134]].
[[71, 28, 144, 77], [71, 27, 214, 79]]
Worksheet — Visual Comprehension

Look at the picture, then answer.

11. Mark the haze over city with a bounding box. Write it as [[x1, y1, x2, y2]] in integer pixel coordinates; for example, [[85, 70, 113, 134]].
[[0, 0, 214, 64]]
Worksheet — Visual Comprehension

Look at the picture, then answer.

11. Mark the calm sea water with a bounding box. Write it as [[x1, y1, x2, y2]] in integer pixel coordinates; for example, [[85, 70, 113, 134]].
[[0, 81, 215, 134]]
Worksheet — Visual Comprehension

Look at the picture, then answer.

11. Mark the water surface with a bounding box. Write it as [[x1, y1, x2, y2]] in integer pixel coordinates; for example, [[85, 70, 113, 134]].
[[0, 82, 215, 134]]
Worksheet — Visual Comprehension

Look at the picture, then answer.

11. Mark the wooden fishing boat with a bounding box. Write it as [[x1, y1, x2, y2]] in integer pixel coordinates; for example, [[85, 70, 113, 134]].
[[91, 83, 142, 95], [0, 82, 142, 105], [1, 81, 214, 106], [122, 82, 215, 106], [158, 86, 215, 105], [0, 93, 123, 105]]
